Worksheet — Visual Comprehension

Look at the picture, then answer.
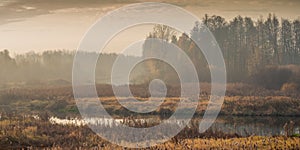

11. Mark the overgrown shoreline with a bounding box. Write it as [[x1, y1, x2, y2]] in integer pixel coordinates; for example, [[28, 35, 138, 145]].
[[0, 84, 300, 118], [0, 84, 300, 148], [0, 114, 299, 149]]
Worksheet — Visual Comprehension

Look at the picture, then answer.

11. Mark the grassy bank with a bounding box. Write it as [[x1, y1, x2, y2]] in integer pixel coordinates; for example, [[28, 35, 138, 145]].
[[0, 114, 299, 149], [1, 91, 300, 118], [0, 84, 300, 148]]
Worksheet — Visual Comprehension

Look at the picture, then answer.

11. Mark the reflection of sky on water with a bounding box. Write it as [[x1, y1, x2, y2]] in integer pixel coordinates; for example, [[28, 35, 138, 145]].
[[49, 116, 300, 136]]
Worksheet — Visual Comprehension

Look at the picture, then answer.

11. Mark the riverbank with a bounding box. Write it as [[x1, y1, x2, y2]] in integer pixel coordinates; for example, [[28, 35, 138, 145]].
[[0, 115, 299, 149], [1, 84, 300, 122], [1, 94, 300, 118]]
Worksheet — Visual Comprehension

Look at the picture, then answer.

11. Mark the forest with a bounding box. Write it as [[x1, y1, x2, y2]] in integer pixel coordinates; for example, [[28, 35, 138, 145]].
[[1, 14, 300, 90], [142, 14, 300, 87], [1, 14, 300, 149]]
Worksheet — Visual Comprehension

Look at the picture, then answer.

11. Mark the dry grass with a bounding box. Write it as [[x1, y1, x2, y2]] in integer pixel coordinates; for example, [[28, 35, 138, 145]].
[[1, 83, 300, 117], [0, 114, 299, 149], [0, 83, 300, 148], [222, 96, 300, 116]]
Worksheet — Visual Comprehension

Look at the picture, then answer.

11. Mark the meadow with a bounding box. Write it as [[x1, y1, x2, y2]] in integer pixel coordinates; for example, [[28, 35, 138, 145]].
[[0, 113, 299, 149], [0, 83, 300, 149], [1, 83, 300, 118]]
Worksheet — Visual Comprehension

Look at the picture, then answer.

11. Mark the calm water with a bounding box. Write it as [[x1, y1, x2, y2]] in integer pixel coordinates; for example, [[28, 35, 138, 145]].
[[49, 116, 300, 136], [209, 116, 300, 136]]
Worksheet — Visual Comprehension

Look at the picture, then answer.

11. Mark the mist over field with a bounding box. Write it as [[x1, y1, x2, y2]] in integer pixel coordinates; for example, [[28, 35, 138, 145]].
[[1, 15, 300, 91], [1, 0, 300, 149]]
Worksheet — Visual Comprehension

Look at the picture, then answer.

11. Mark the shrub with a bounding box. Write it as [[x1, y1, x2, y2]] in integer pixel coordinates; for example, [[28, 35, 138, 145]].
[[281, 83, 299, 92], [250, 66, 293, 90]]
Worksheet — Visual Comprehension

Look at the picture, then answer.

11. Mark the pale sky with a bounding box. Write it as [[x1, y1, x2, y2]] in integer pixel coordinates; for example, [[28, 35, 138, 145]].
[[0, 0, 299, 55]]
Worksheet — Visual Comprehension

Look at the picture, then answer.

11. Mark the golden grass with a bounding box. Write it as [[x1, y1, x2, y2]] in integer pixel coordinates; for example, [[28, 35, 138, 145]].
[[0, 114, 299, 149]]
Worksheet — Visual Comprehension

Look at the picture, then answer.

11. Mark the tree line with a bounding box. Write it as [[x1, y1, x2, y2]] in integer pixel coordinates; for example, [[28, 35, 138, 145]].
[[143, 14, 300, 83], [0, 50, 143, 87], [1, 14, 300, 87]]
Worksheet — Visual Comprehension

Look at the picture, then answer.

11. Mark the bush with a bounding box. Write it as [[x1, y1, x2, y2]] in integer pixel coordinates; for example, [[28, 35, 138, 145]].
[[281, 83, 299, 92], [250, 66, 293, 90]]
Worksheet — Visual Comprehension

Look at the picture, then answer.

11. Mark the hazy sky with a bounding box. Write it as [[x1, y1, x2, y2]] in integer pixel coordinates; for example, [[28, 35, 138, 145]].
[[0, 0, 299, 54]]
